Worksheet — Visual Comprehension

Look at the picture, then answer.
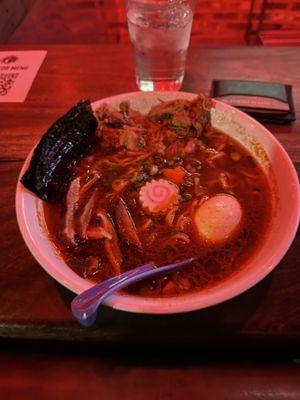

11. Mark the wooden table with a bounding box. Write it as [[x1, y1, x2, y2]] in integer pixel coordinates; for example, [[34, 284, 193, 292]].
[[0, 45, 299, 357]]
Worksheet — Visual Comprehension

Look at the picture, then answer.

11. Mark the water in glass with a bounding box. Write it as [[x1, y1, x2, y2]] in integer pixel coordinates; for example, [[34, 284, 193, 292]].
[[127, 0, 194, 91]]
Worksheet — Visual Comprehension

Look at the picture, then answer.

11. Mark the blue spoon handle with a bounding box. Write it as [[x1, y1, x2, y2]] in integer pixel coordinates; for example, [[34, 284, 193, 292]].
[[71, 262, 155, 326], [71, 257, 198, 327]]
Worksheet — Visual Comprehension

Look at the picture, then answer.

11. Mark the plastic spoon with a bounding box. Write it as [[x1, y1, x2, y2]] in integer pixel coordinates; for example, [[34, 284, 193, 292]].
[[71, 257, 198, 327]]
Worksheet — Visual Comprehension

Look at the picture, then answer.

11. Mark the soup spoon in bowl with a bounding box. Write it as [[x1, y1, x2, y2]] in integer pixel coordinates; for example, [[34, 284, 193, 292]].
[[71, 257, 198, 327]]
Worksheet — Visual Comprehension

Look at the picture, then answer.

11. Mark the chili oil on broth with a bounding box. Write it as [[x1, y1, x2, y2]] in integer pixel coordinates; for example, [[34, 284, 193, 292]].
[[43, 126, 273, 298]]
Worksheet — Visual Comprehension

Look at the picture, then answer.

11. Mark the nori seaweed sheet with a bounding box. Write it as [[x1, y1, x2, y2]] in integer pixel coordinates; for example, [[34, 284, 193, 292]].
[[20, 100, 98, 202]]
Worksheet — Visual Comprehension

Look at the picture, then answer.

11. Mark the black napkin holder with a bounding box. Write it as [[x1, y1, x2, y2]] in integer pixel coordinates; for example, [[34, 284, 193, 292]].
[[211, 80, 295, 124]]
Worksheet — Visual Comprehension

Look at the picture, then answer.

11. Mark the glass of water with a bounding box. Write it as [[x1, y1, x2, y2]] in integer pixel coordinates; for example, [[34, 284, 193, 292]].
[[126, 0, 195, 91]]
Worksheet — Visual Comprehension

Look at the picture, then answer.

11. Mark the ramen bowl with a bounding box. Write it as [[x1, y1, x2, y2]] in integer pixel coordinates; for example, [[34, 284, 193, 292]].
[[15, 91, 300, 314]]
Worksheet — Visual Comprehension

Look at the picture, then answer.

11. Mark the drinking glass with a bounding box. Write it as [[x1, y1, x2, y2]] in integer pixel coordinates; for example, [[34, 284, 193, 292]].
[[125, 0, 195, 91]]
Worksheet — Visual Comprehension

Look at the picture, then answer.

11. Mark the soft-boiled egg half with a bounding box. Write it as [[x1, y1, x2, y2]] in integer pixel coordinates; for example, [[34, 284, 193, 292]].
[[193, 194, 243, 246]]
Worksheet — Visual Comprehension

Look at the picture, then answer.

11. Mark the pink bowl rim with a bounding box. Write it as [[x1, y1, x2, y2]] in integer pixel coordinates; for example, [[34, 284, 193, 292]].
[[15, 91, 300, 314]]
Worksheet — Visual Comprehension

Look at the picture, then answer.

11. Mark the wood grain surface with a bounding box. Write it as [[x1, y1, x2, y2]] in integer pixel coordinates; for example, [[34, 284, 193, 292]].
[[0, 45, 299, 161], [0, 45, 299, 356], [0, 352, 300, 400]]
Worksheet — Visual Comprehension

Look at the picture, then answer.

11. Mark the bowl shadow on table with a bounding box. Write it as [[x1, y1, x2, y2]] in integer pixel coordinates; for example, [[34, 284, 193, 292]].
[[56, 270, 273, 357]]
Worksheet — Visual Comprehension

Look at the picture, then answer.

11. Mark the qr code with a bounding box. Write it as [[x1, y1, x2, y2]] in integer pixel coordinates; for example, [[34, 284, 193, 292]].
[[0, 73, 19, 96]]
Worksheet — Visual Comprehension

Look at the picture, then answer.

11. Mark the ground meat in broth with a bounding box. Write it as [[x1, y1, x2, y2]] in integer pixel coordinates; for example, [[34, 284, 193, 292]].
[[43, 96, 273, 297]]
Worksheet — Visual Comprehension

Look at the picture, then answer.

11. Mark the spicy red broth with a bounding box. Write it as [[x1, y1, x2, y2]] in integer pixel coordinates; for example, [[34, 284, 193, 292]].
[[43, 96, 273, 297]]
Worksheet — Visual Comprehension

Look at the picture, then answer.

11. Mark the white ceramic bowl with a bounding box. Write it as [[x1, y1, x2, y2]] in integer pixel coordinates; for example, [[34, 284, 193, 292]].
[[16, 91, 300, 314]]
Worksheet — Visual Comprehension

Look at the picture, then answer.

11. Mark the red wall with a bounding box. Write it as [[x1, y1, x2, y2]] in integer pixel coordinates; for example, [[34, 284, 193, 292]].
[[6, 0, 300, 45], [111, 0, 300, 45]]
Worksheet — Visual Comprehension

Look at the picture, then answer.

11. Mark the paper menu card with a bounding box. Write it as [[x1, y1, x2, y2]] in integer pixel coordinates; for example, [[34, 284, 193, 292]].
[[0, 50, 47, 103]]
